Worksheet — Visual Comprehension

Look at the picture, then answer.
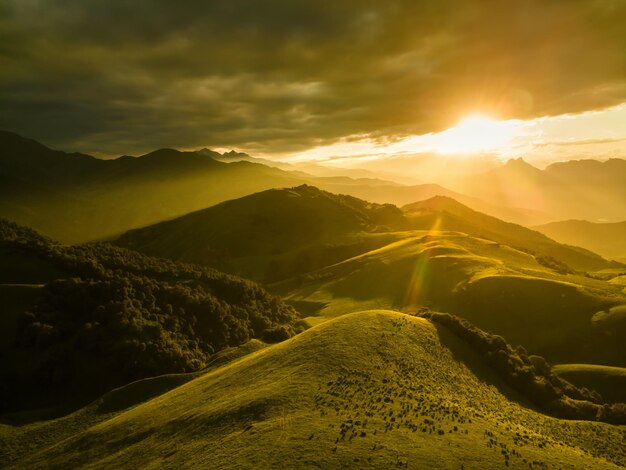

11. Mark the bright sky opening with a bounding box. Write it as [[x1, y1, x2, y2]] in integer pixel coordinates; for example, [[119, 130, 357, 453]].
[[288, 103, 626, 166]]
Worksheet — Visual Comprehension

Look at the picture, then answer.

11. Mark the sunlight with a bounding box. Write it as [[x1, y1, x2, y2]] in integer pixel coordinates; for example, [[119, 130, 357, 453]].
[[403, 215, 442, 310], [430, 114, 521, 155]]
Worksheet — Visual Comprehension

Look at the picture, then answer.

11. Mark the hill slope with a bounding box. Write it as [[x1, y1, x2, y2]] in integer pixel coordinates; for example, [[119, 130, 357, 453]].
[[534, 220, 626, 261], [403, 196, 614, 272], [0, 219, 297, 414], [3, 311, 624, 468], [115, 185, 406, 282], [278, 229, 626, 367]]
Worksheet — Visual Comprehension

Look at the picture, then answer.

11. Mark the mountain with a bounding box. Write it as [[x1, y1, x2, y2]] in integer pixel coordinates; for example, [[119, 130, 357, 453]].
[[3, 311, 624, 468], [196, 147, 250, 160], [116, 187, 614, 286], [534, 219, 626, 261], [453, 157, 626, 223], [0, 130, 312, 243], [403, 196, 614, 272], [115, 185, 407, 282], [0, 219, 297, 414], [0, 131, 553, 244]]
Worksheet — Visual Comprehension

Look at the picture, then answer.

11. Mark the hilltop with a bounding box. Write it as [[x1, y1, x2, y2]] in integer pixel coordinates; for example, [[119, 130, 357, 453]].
[[2, 311, 624, 468], [404, 196, 614, 272], [115, 185, 406, 282]]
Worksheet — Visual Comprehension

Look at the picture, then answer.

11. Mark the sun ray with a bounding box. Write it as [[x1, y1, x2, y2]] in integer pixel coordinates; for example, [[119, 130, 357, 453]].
[[403, 215, 442, 310]]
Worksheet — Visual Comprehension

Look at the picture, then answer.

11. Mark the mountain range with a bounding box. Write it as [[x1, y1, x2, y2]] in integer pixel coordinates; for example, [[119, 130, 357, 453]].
[[6, 131, 626, 244], [452, 157, 626, 223], [534, 219, 626, 261]]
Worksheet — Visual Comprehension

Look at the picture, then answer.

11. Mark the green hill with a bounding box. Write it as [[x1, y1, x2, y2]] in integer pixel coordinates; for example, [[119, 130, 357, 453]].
[[403, 196, 615, 272], [2, 311, 624, 468], [534, 219, 626, 261], [116, 188, 615, 286], [115, 185, 406, 282], [553, 364, 626, 404], [113, 188, 624, 367], [0, 219, 297, 415], [278, 230, 626, 368]]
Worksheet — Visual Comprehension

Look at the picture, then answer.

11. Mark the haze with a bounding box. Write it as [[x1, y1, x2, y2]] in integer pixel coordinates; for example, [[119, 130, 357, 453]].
[[2, 2, 626, 469]]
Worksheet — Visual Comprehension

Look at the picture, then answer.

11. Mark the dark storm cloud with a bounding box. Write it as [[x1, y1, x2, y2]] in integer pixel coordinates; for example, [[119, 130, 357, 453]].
[[1, 0, 625, 155]]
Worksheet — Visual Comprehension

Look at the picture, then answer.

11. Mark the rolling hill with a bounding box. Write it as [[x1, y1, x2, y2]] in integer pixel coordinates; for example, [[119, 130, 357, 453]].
[[2, 311, 624, 468], [116, 187, 616, 285], [276, 230, 626, 368], [553, 364, 626, 404], [115, 185, 407, 282], [534, 220, 626, 261], [403, 196, 615, 272], [113, 187, 625, 369]]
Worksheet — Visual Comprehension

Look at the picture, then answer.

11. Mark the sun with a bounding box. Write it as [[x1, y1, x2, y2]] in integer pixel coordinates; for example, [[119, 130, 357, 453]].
[[431, 113, 520, 154]]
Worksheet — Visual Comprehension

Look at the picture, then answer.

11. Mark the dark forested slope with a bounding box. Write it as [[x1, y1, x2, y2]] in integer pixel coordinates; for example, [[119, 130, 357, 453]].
[[0, 219, 297, 414]]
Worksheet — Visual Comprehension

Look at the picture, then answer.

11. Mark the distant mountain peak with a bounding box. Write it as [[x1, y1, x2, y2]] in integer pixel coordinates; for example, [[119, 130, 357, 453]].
[[503, 157, 537, 170], [196, 147, 250, 159], [221, 149, 250, 159], [545, 157, 626, 173]]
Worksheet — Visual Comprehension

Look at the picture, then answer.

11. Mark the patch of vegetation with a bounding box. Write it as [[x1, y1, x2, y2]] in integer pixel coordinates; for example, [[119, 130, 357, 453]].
[[534, 255, 574, 275], [0, 219, 298, 414], [420, 311, 626, 424]]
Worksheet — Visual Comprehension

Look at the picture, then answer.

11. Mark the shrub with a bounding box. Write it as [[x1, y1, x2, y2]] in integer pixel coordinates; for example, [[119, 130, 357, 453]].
[[262, 325, 294, 343], [420, 310, 625, 425]]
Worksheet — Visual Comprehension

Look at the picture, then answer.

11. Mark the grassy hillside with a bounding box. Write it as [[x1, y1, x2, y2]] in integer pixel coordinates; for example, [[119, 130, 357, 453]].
[[113, 187, 624, 367], [553, 364, 626, 404], [0, 219, 297, 414], [403, 196, 615, 272], [2, 311, 624, 468], [278, 230, 626, 367], [115, 185, 406, 282], [116, 188, 615, 286], [534, 219, 626, 261]]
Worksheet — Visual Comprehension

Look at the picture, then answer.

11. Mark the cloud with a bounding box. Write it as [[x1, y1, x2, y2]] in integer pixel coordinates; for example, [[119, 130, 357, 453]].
[[1, 0, 625, 156]]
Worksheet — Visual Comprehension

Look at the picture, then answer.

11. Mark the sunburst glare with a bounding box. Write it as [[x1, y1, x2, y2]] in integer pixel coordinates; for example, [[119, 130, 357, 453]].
[[429, 114, 522, 155]]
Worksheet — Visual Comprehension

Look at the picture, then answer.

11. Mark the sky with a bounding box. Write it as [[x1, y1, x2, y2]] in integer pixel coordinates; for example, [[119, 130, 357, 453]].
[[289, 103, 626, 167], [1, 0, 626, 162]]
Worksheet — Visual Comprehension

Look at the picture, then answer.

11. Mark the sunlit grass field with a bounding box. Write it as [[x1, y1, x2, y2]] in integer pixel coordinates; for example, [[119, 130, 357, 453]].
[[2, 311, 625, 468], [277, 230, 626, 366]]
